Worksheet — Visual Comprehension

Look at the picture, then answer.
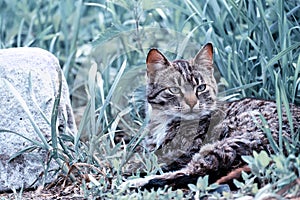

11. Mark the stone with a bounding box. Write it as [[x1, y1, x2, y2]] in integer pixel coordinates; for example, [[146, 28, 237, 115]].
[[0, 47, 77, 191]]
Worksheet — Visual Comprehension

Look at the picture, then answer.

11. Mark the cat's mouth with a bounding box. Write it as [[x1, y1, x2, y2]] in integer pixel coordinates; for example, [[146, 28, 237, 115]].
[[163, 107, 212, 120], [180, 114, 200, 120], [169, 109, 211, 120]]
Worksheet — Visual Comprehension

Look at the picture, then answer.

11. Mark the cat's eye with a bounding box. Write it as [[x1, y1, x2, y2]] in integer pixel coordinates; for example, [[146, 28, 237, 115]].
[[197, 84, 206, 92], [168, 87, 181, 94]]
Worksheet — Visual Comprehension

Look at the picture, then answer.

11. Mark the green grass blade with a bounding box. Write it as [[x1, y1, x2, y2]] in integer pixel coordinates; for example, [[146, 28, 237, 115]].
[[256, 0, 279, 53], [279, 80, 294, 138], [227, 0, 254, 27], [292, 54, 300, 103], [8, 145, 39, 162], [88, 62, 98, 139], [25, 25, 53, 47], [50, 67, 63, 159], [74, 101, 91, 151], [0, 129, 44, 148], [17, 18, 24, 47], [176, 25, 199, 59], [218, 81, 262, 97], [62, 50, 76, 83], [274, 72, 283, 151], [264, 43, 300, 69], [28, 72, 51, 125], [96, 59, 127, 128], [70, 0, 82, 54], [259, 115, 280, 154]]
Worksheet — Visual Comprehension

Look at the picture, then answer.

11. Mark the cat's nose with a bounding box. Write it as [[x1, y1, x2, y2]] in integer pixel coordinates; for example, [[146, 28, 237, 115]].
[[185, 95, 197, 109]]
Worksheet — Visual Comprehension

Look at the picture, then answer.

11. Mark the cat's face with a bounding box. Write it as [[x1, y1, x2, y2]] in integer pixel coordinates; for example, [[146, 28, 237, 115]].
[[146, 43, 217, 120]]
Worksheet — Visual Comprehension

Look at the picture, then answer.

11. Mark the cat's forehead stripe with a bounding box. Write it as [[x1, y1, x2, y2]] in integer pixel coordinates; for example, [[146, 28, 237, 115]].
[[193, 76, 199, 85], [173, 76, 183, 86], [173, 60, 200, 86]]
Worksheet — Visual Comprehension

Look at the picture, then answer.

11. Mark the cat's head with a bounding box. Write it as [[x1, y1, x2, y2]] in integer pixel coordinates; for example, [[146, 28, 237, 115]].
[[146, 43, 217, 120]]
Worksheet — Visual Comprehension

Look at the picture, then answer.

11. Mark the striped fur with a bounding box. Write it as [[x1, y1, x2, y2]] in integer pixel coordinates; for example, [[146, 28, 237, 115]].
[[146, 44, 217, 121], [122, 43, 300, 190], [143, 44, 218, 167]]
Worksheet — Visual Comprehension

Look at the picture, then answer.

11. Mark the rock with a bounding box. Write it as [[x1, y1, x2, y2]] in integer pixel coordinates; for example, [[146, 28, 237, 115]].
[[0, 47, 77, 191]]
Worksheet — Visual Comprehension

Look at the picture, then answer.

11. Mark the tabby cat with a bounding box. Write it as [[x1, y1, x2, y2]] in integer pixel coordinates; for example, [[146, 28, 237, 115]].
[[125, 43, 300, 189]]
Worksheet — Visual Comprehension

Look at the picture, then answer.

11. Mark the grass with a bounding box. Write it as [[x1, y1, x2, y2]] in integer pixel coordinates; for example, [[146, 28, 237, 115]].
[[1, 0, 300, 198]]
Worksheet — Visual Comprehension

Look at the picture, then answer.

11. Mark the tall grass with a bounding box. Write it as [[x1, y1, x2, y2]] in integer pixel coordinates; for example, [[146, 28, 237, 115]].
[[1, 0, 300, 198]]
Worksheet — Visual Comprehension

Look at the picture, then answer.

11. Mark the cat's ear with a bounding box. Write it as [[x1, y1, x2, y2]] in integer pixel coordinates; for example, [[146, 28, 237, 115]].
[[146, 48, 170, 77], [193, 43, 213, 70]]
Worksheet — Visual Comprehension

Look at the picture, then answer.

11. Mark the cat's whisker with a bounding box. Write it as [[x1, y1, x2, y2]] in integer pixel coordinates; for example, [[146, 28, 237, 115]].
[[174, 106, 183, 110]]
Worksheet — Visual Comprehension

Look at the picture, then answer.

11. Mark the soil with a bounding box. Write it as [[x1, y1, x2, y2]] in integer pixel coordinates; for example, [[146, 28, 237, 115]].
[[0, 185, 85, 200]]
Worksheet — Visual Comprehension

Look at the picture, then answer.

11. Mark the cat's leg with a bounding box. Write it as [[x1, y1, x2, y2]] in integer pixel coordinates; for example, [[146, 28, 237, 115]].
[[183, 132, 264, 176], [121, 132, 265, 189]]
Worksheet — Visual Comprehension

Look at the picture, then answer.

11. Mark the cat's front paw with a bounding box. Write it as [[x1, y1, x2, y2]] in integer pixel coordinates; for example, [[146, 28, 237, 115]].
[[120, 170, 187, 189], [120, 176, 153, 189]]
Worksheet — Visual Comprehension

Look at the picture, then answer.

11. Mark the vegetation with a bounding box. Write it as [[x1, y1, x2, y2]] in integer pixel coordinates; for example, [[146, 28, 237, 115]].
[[1, 0, 300, 199]]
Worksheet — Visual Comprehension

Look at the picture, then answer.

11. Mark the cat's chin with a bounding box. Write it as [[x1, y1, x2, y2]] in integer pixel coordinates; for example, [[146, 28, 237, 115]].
[[167, 110, 211, 120], [180, 114, 200, 120], [181, 113, 210, 120]]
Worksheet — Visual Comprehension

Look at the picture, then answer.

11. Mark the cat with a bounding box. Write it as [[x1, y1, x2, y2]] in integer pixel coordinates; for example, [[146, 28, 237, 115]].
[[123, 43, 300, 189]]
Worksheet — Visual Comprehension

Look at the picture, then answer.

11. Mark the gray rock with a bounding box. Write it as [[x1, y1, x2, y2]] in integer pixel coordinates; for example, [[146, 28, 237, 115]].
[[0, 47, 77, 191]]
